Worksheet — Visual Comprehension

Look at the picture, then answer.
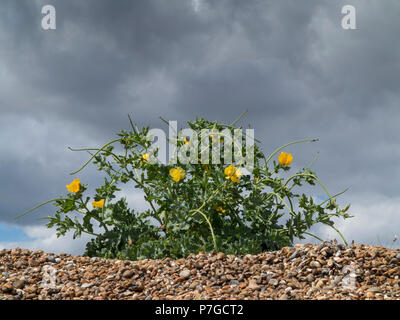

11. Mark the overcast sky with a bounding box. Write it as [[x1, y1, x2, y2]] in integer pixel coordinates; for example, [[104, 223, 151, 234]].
[[1, 0, 399, 255]]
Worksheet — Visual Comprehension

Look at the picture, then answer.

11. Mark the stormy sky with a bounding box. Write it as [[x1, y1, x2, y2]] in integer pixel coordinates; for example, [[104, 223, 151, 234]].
[[1, 0, 399, 254]]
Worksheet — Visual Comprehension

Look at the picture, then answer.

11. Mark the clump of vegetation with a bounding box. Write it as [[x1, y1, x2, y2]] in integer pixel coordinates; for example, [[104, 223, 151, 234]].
[[18, 112, 352, 260]]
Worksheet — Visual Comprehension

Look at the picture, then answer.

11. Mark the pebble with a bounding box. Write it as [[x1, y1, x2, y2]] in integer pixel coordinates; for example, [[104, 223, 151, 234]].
[[122, 270, 135, 278], [195, 285, 203, 292], [179, 269, 191, 279], [248, 280, 260, 290], [13, 280, 25, 289], [310, 261, 321, 268], [0, 243, 399, 300], [268, 279, 279, 287], [288, 250, 300, 260], [216, 253, 225, 260]]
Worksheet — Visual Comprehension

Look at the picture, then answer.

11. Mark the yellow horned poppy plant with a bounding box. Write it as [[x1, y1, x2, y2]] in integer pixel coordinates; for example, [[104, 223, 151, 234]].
[[66, 178, 80, 193], [169, 167, 186, 182], [92, 199, 104, 208], [278, 152, 293, 166]]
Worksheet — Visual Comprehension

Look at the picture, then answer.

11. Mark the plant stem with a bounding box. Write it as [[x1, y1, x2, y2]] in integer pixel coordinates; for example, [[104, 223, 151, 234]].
[[190, 208, 218, 252], [263, 138, 319, 169], [329, 224, 348, 246], [69, 138, 122, 175], [15, 198, 62, 220], [303, 231, 324, 242]]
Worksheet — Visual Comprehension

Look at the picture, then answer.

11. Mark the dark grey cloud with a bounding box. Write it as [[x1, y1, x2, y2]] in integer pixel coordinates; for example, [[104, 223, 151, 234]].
[[1, 0, 400, 249]]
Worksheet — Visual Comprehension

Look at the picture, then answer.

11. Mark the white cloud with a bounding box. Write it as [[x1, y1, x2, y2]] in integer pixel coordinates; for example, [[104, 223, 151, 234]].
[[0, 188, 155, 255], [0, 225, 93, 255], [296, 194, 400, 249], [2, 192, 400, 255]]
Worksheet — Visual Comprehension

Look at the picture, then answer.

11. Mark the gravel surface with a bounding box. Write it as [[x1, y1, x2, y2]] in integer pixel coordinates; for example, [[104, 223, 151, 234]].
[[1, 241, 400, 300]]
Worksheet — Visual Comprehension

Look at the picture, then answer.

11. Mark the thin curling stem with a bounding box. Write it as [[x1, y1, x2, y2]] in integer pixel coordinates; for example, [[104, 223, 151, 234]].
[[190, 208, 218, 252], [15, 198, 61, 220], [329, 224, 348, 246], [284, 173, 333, 199], [272, 192, 296, 218], [320, 188, 349, 206], [307, 151, 320, 169], [68, 147, 122, 163], [230, 109, 248, 126], [69, 138, 122, 175], [264, 138, 319, 169], [127, 114, 138, 134], [303, 231, 325, 242]]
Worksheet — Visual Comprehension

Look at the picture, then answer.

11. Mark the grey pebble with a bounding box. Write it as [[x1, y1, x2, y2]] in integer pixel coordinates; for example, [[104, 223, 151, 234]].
[[268, 278, 279, 286], [13, 279, 25, 289], [179, 269, 191, 279], [288, 250, 300, 260]]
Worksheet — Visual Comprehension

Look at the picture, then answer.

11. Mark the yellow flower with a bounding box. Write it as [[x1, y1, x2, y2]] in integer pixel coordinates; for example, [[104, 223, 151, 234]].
[[202, 164, 211, 173], [92, 199, 104, 208], [169, 167, 186, 182], [224, 164, 235, 177], [224, 164, 242, 183], [66, 179, 80, 193], [184, 138, 190, 145], [142, 153, 149, 162], [278, 152, 293, 166], [216, 206, 226, 214]]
